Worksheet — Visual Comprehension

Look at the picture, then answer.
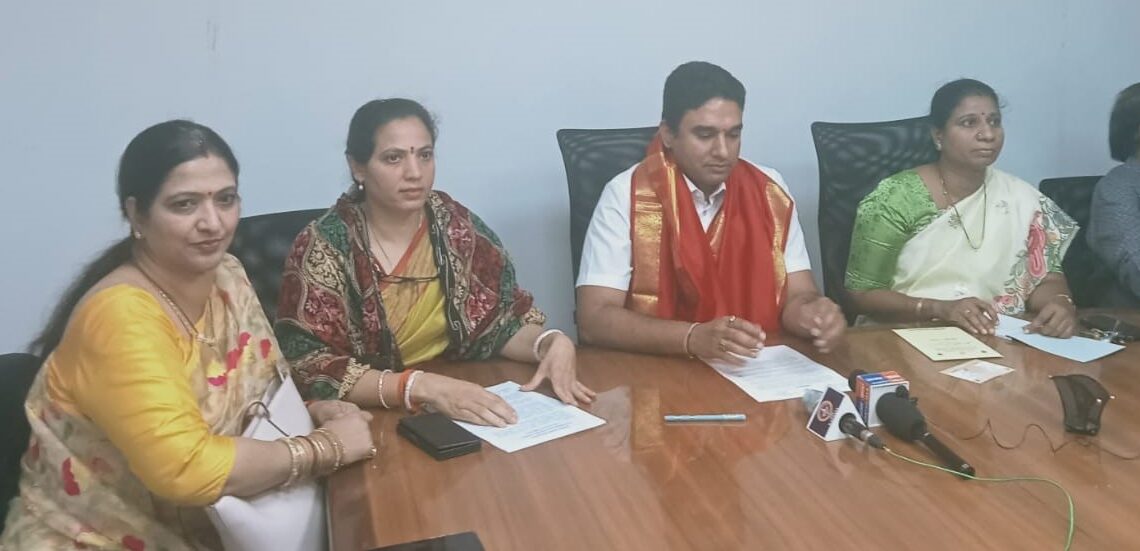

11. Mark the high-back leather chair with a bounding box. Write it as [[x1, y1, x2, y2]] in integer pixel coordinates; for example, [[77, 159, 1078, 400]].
[[229, 208, 325, 321], [811, 117, 939, 321], [1039, 176, 1110, 307], [1, 352, 40, 532], [556, 126, 657, 282]]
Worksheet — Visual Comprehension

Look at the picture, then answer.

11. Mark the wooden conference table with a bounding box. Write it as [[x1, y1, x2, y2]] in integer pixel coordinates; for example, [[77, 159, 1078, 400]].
[[328, 313, 1140, 550]]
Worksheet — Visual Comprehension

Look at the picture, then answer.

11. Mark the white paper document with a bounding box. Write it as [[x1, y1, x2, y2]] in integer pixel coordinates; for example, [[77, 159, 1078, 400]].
[[704, 345, 848, 403], [996, 314, 1123, 363], [940, 359, 1014, 383], [454, 381, 605, 453]]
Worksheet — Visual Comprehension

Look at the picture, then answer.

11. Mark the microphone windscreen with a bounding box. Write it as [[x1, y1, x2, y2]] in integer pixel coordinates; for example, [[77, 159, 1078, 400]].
[[848, 369, 868, 392], [802, 388, 823, 414], [876, 393, 925, 441]]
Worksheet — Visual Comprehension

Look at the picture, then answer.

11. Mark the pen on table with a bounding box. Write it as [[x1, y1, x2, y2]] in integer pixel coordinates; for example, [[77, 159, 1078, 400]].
[[664, 414, 747, 423]]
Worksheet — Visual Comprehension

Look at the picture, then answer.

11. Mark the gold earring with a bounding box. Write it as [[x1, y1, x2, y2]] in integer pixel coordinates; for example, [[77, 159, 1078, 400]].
[[132, 230, 143, 240]]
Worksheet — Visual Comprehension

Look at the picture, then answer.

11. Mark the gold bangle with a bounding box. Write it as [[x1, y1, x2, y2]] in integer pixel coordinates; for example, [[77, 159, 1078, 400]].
[[297, 435, 319, 479], [914, 298, 925, 320], [281, 438, 297, 488], [305, 433, 331, 477], [314, 428, 344, 472], [682, 322, 699, 357], [293, 436, 311, 486], [319, 434, 337, 476], [1056, 293, 1074, 306], [280, 437, 302, 488]]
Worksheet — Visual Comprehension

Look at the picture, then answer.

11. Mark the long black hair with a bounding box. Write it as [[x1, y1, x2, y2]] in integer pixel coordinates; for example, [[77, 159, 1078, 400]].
[[29, 120, 239, 358]]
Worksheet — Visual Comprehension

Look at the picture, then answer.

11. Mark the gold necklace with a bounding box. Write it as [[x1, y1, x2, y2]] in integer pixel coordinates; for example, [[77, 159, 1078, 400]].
[[364, 211, 422, 270], [367, 223, 396, 266], [135, 264, 218, 353], [938, 168, 987, 250]]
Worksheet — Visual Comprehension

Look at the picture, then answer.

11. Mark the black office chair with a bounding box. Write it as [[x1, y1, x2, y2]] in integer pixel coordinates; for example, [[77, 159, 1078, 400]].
[[229, 208, 326, 321], [556, 126, 658, 282], [1038, 176, 1111, 307], [1, 353, 40, 533], [811, 117, 939, 322]]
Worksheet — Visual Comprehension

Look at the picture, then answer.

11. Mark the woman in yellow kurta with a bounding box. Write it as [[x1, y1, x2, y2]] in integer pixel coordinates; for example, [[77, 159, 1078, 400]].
[[275, 98, 595, 426], [1, 120, 375, 550]]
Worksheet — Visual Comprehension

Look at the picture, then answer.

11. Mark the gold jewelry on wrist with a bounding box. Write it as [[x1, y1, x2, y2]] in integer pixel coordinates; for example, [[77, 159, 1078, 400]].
[[914, 298, 925, 320], [1055, 293, 1074, 306], [314, 428, 345, 472], [305, 433, 331, 477], [683, 322, 699, 357], [298, 435, 321, 479], [281, 438, 302, 488]]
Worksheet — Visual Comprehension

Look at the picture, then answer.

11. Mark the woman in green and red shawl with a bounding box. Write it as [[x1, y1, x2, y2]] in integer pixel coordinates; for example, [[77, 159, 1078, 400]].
[[275, 99, 595, 426]]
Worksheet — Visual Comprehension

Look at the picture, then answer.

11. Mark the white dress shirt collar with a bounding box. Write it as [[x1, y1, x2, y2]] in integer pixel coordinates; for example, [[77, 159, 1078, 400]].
[[683, 175, 726, 230]]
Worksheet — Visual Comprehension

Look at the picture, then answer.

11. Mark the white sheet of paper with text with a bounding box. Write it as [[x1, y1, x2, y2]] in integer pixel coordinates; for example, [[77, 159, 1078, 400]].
[[454, 381, 605, 453]]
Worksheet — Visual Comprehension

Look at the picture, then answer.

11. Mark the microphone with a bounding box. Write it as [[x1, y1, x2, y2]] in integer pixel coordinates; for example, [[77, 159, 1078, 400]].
[[803, 389, 885, 449], [838, 414, 885, 450], [848, 369, 909, 428], [877, 388, 975, 476]]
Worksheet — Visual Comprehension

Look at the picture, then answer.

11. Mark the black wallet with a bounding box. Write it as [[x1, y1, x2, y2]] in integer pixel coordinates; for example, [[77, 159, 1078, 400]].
[[397, 412, 481, 460]]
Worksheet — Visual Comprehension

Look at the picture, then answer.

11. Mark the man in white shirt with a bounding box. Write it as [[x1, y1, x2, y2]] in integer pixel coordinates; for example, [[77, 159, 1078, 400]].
[[575, 61, 845, 363]]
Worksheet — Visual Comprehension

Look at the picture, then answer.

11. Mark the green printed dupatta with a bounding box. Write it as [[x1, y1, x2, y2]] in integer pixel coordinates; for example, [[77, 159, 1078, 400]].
[[275, 190, 544, 400]]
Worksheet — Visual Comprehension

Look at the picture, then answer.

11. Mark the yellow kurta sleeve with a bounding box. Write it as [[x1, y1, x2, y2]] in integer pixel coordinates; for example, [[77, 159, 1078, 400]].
[[52, 286, 236, 506]]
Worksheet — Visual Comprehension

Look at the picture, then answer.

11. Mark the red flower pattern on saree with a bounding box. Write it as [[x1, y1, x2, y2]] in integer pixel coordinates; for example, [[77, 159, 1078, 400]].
[[61, 458, 80, 496], [121, 535, 146, 551], [1026, 212, 1047, 279], [210, 331, 251, 386]]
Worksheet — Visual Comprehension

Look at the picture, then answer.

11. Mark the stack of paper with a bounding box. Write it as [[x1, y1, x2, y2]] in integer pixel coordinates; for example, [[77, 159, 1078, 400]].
[[996, 315, 1123, 363]]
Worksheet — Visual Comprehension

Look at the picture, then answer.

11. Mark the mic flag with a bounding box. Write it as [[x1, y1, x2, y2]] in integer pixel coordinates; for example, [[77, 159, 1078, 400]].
[[804, 387, 862, 443]]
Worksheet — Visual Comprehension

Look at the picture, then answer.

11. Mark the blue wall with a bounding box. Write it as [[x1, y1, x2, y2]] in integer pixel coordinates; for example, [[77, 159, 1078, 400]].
[[2, 0, 1138, 351]]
